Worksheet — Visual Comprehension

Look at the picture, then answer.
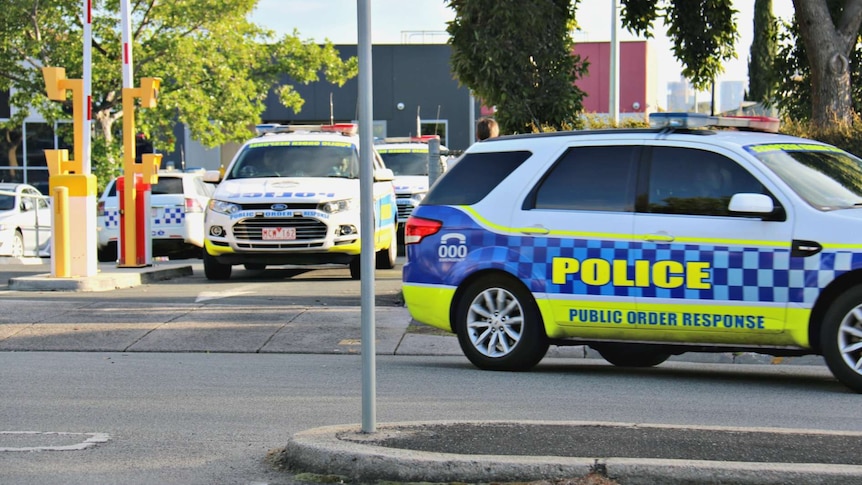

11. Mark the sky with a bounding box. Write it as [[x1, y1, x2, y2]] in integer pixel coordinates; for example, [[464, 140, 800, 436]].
[[248, 0, 796, 103]]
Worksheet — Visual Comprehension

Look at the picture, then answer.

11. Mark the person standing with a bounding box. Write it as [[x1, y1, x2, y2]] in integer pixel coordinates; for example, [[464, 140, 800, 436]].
[[476, 117, 499, 141]]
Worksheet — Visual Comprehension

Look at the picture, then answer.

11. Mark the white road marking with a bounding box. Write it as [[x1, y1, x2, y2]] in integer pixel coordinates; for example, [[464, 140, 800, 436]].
[[195, 284, 257, 302], [0, 431, 110, 452]]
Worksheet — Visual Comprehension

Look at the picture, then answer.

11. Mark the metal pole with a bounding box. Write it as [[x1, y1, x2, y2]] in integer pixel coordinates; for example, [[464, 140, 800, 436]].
[[610, 0, 620, 124], [356, 0, 376, 434], [121, 0, 133, 89], [428, 138, 441, 186], [468, 92, 476, 145], [82, 0, 92, 174]]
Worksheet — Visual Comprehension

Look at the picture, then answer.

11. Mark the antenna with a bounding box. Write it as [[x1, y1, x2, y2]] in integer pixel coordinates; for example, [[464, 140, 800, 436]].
[[416, 106, 421, 137], [435, 105, 442, 135], [330, 92, 334, 125]]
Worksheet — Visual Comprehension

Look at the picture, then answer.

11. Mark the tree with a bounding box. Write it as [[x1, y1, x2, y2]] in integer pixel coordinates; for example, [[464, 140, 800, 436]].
[[622, 1, 862, 128], [747, 0, 777, 103], [790, 0, 862, 126], [0, 0, 358, 181], [773, 1, 862, 123], [620, 0, 739, 91], [446, 0, 588, 133]]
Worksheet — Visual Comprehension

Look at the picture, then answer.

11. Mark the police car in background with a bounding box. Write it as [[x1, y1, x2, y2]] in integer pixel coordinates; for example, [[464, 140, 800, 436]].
[[375, 135, 448, 230], [202, 123, 398, 280], [96, 169, 213, 262], [402, 113, 862, 393]]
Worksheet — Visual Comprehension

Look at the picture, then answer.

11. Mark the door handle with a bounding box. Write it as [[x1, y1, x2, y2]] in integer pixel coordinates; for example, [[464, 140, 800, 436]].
[[521, 225, 550, 235], [643, 232, 674, 242]]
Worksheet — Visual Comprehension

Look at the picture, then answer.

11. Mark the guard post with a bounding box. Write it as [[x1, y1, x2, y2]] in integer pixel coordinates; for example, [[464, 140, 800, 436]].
[[118, 77, 161, 267], [42, 66, 98, 278]]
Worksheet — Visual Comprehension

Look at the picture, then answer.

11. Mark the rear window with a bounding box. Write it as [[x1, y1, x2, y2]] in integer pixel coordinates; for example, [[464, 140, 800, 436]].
[[422, 151, 531, 206], [106, 177, 184, 196]]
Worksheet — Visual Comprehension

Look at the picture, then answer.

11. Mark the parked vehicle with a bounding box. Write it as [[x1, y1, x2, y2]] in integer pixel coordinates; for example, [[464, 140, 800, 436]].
[[96, 169, 214, 261], [201, 123, 398, 280], [0, 183, 51, 258]]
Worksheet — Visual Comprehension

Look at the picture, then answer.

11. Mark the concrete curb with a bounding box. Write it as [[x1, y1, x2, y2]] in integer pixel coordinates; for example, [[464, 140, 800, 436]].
[[282, 420, 862, 485], [7, 265, 193, 292]]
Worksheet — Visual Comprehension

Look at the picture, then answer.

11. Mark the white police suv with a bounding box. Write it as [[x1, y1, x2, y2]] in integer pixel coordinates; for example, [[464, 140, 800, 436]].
[[375, 135, 448, 229], [402, 113, 862, 393], [202, 124, 398, 280]]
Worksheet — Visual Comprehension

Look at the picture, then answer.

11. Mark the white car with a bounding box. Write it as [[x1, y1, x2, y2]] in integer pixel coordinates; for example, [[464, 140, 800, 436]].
[[375, 136, 448, 229], [96, 170, 214, 261], [0, 183, 51, 258], [202, 123, 398, 280]]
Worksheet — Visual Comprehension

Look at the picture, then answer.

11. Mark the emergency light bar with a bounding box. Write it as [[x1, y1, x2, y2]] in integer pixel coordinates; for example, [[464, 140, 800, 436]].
[[255, 123, 359, 136], [378, 134, 440, 144], [649, 112, 780, 133]]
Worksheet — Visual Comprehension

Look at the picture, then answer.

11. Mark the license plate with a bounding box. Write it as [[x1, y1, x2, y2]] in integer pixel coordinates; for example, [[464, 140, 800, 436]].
[[262, 227, 296, 240]]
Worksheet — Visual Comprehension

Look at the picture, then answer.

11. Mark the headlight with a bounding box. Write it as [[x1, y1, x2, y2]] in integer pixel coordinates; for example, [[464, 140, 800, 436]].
[[208, 199, 241, 215], [318, 199, 352, 214], [410, 192, 427, 204]]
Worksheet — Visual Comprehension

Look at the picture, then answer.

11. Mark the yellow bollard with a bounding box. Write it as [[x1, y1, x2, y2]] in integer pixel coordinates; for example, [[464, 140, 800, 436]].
[[52, 186, 71, 278]]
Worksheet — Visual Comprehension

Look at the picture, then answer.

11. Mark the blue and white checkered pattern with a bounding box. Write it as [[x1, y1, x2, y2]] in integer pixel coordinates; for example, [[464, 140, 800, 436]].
[[101, 208, 184, 228], [154, 207, 184, 226], [408, 206, 862, 306]]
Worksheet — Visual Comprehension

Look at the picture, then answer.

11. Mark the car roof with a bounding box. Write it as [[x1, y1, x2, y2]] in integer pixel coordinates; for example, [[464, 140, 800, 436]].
[[468, 127, 819, 152], [0, 182, 34, 192]]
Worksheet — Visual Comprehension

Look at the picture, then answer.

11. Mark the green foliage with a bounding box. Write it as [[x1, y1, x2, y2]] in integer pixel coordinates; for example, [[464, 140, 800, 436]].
[[580, 114, 650, 129], [780, 115, 862, 159], [621, 0, 739, 91], [446, 0, 588, 134], [747, 0, 777, 103], [0, 0, 358, 178]]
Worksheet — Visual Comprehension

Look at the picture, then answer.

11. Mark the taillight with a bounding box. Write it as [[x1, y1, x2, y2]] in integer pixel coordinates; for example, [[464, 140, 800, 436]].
[[404, 216, 442, 245], [96, 200, 105, 217], [184, 198, 203, 213]]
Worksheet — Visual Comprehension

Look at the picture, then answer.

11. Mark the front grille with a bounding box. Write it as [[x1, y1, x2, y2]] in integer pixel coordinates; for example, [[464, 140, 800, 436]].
[[397, 205, 415, 221], [239, 203, 318, 211], [233, 216, 327, 241]]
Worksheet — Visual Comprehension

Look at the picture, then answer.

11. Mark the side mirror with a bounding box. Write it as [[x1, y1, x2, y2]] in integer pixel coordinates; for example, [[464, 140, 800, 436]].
[[729, 193, 774, 214], [203, 170, 222, 184], [21, 198, 34, 212], [374, 168, 395, 182]]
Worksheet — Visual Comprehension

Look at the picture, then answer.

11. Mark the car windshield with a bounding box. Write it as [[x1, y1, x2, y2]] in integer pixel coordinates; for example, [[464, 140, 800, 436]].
[[228, 141, 359, 180], [0, 194, 14, 210], [749, 143, 862, 210], [378, 150, 428, 176]]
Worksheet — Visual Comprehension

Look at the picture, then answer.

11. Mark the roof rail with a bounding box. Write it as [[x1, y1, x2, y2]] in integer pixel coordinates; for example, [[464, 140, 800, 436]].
[[649, 112, 780, 133]]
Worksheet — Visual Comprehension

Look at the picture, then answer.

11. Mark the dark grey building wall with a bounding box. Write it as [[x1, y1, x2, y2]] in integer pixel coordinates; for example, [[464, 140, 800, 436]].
[[262, 44, 475, 150]]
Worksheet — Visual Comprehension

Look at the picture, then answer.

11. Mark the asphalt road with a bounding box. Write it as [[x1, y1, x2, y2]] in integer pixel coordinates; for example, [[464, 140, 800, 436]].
[[2, 352, 857, 485]]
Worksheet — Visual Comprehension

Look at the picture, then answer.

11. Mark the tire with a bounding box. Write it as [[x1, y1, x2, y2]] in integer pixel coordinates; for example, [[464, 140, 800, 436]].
[[203, 249, 232, 280], [375, 229, 397, 270], [10, 230, 24, 258], [821, 286, 862, 393], [595, 344, 670, 368], [349, 256, 361, 280], [454, 274, 548, 371], [243, 263, 266, 271]]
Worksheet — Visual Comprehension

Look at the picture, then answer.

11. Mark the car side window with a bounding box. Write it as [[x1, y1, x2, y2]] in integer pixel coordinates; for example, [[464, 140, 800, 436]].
[[645, 147, 767, 217], [422, 151, 532, 206], [527, 145, 638, 212]]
